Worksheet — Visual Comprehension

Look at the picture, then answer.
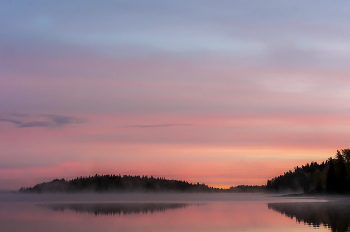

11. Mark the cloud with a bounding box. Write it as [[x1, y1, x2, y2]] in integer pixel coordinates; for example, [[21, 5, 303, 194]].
[[0, 118, 23, 126], [46, 114, 86, 126], [20, 121, 51, 128], [122, 124, 193, 128], [0, 114, 86, 128]]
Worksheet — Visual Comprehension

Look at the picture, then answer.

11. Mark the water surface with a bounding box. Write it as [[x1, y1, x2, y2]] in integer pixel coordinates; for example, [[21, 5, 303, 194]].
[[0, 192, 346, 232]]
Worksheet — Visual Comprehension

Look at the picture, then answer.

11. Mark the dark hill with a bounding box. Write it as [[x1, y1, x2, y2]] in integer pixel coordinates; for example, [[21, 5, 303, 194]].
[[266, 149, 350, 194], [19, 174, 218, 193], [19, 175, 267, 193]]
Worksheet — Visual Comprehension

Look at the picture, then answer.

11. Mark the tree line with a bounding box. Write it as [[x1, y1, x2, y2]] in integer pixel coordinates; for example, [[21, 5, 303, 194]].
[[19, 174, 220, 193], [267, 149, 350, 193], [19, 174, 266, 193], [22, 149, 350, 194]]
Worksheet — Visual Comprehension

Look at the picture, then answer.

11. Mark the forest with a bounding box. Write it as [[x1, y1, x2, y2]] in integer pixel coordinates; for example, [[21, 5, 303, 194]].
[[20, 149, 350, 194], [19, 175, 220, 193], [267, 149, 350, 193], [19, 174, 265, 193]]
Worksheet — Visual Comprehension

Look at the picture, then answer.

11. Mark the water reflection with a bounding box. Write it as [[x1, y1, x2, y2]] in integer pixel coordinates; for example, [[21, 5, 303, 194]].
[[38, 202, 194, 216], [268, 201, 350, 232], [2, 200, 323, 232]]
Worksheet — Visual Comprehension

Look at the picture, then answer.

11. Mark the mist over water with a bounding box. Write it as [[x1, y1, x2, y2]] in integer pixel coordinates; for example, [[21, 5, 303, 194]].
[[0, 191, 329, 203], [0, 192, 261, 203]]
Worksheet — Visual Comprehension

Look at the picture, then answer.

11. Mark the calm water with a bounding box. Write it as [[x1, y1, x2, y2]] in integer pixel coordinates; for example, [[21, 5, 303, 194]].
[[0, 192, 348, 232]]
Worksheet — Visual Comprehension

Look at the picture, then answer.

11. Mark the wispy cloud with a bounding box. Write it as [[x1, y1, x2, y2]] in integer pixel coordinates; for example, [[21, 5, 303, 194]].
[[122, 124, 193, 128], [0, 118, 23, 126], [0, 114, 86, 128], [46, 114, 86, 126], [20, 121, 51, 128]]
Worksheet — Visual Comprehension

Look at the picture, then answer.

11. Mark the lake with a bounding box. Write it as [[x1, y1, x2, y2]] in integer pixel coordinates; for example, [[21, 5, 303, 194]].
[[0, 192, 348, 232]]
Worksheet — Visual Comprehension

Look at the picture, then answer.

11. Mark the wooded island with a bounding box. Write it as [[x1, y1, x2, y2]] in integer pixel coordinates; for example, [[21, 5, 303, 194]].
[[20, 149, 350, 194]]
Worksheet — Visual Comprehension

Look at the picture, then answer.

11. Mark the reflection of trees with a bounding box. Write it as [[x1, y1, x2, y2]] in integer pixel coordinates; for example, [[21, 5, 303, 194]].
[[39, 203, 194, 216], [268, 201, 350, 232]]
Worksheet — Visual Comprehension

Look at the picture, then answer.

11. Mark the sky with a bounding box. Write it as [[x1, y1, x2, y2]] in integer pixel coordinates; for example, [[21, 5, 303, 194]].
[[1, 0, 350, 190]]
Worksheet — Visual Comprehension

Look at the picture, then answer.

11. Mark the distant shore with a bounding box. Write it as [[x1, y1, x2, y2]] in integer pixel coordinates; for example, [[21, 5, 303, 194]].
[[19, 175, 267, 194]]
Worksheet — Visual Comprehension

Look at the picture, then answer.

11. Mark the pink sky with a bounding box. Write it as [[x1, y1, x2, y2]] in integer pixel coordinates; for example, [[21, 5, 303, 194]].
[[1, 1, 350, 189]]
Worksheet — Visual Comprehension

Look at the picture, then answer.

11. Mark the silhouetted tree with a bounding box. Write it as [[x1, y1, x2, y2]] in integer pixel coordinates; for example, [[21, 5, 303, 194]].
[[327, 158, 337, 193], [335, 151, 347, 192], [267, 149, 350, 194]]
